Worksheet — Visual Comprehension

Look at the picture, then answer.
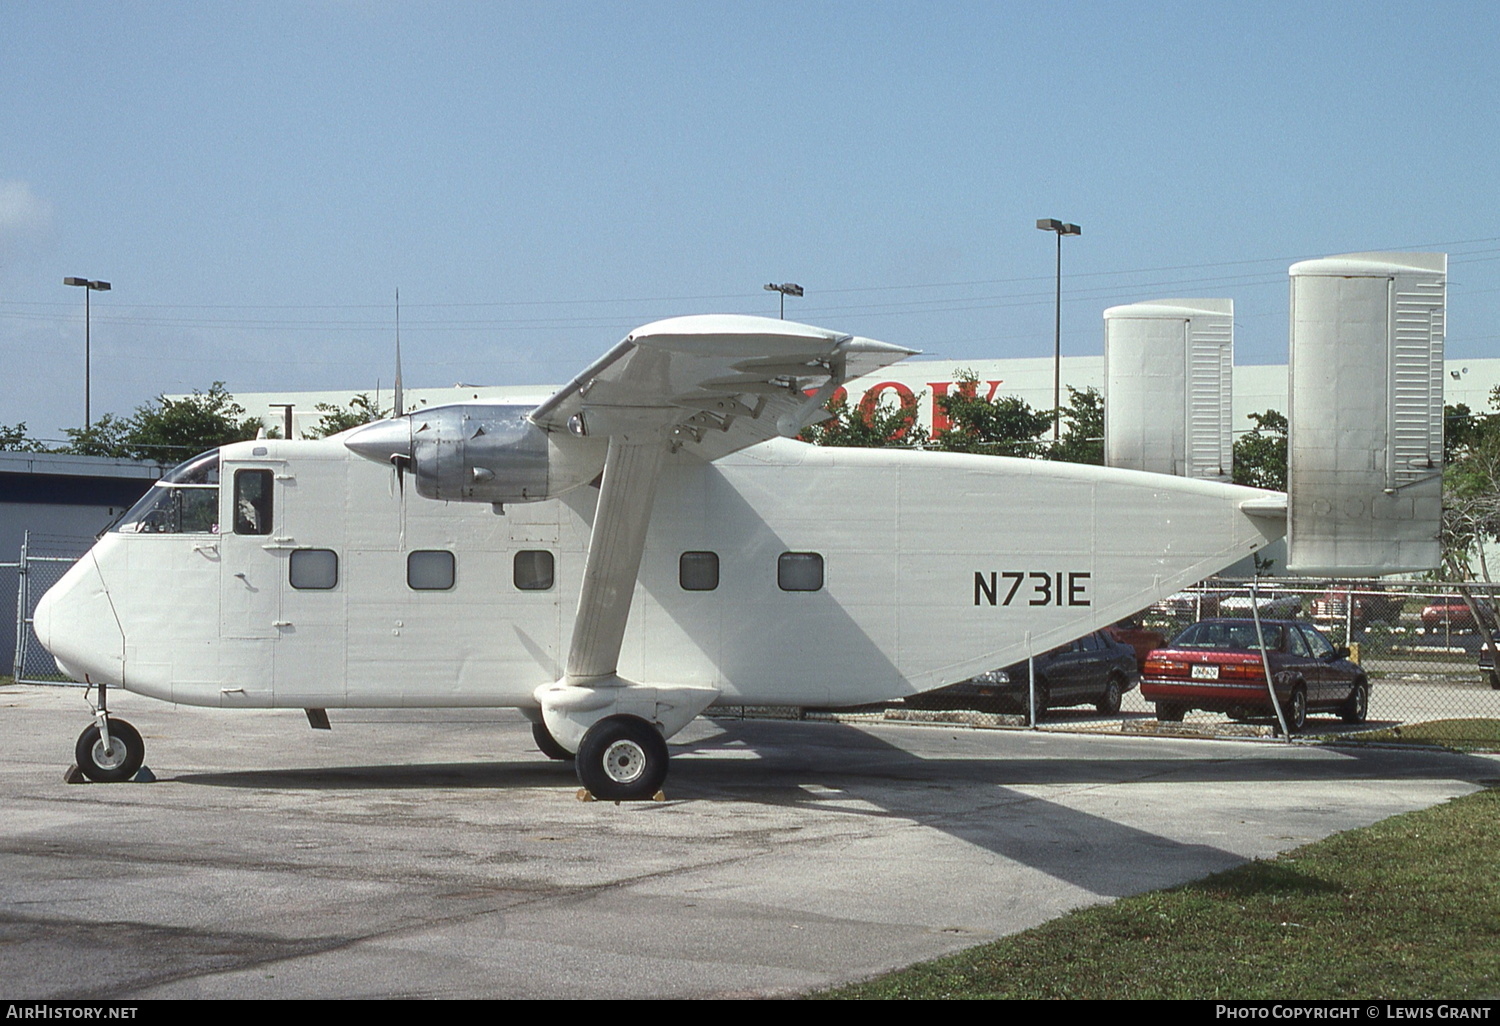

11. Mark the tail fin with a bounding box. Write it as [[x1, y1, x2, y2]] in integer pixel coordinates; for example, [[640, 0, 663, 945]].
[[1285, 252, 1446, 575], [1103, 298, 1233, 480]]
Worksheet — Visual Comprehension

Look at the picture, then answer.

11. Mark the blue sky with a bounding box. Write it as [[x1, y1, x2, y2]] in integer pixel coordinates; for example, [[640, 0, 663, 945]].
[[3, 1, 1497, 439]]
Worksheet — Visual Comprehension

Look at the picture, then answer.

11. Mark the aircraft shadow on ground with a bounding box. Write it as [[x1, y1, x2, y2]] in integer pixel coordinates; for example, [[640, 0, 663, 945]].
[[170, 716, 1500, 899]]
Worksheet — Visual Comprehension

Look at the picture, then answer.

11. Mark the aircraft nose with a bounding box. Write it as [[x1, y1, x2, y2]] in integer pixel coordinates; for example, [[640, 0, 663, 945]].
[[345, 417, 413, 467], [33, 553, 124, 684]]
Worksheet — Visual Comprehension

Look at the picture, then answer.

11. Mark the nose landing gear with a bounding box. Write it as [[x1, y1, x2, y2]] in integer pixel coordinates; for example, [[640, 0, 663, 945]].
[[70, 677, 148, 783], [74, 717, 145, 783]]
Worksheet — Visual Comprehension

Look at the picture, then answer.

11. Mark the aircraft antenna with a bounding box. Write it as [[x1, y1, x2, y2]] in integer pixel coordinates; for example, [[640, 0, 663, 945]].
[[394, 287, 404, 417]]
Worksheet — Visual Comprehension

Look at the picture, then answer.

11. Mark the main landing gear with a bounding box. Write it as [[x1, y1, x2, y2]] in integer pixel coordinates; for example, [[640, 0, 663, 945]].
[[575, 715, 669, 802]]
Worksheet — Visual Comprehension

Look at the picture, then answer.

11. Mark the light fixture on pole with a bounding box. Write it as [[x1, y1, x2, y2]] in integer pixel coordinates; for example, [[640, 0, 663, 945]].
[[64, 277, 112, 428], [1035, 219, 1080, 440], [763, 282, 804, 319]]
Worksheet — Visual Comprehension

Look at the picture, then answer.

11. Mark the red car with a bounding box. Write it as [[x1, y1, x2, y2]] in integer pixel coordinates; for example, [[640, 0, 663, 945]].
[[1141, 619, 1367, 732], [1420, 599, 1494, 634], [1309, 587, 1403, 628], [1104, 619, 1165, 667]]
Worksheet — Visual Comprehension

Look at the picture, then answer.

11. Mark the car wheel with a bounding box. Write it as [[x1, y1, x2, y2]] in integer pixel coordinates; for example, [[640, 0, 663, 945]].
[[1155, 702, 1185, 722], [1340, 681, 1369, 725], [1286, 685, 1308, 733], [1096, 677, 1123, 715]]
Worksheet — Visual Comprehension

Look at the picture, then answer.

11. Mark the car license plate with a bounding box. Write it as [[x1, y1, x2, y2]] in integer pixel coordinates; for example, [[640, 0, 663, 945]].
[[1191, 664, 1220, 680]]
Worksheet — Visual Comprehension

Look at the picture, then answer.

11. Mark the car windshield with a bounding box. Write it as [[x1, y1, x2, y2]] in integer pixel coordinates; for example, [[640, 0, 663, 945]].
[[114, 449, 221, 534], [1171, 621, 1284, 651]]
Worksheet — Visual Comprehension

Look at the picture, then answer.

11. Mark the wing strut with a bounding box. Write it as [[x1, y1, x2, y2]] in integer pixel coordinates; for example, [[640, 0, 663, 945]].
[[565, 437, 666, 683], [535, 430, 721, 762]]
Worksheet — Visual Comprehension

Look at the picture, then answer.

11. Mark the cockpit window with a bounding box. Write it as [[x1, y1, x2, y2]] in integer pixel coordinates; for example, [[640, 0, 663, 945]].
[[114, 449, 221, 534]]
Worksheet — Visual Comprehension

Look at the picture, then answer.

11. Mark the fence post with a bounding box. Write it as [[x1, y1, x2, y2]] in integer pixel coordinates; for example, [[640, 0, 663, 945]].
[[11, 531, 29, 682]]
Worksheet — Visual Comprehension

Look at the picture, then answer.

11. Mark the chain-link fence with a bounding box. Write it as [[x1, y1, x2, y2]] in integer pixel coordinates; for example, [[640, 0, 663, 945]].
[[10, 533, 90, 686], [1121, 577, 1500, 735]]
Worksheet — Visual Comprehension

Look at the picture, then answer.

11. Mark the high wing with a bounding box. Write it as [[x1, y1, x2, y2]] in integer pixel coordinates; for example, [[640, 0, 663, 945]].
[[530, 314, 917, 461]]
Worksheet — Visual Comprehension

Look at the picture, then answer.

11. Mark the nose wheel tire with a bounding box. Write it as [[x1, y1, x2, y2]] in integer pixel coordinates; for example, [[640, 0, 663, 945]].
[[576, 715, 669, 801], [75, 718, 144, 783]]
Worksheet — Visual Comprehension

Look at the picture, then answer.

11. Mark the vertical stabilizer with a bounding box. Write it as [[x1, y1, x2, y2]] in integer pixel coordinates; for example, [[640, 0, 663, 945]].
[[1286, 252, 1445, 575], [1103, 298, 1233, 479]]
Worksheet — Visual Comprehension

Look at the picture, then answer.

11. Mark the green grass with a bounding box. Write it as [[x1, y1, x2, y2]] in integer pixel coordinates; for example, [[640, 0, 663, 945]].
[[818, 788, 1500, 1000], [1344, 718, 1500, 753]]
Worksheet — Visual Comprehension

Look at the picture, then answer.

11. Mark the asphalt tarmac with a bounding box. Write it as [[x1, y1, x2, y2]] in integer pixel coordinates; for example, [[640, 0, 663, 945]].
[[3, 684, 1497, 999]]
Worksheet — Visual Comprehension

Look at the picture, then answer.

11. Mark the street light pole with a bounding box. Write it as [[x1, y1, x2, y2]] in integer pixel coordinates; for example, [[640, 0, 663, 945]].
[[763, 282, 804, 319], [64, 277, 111, 428], [1035, 219, 1080, 441]]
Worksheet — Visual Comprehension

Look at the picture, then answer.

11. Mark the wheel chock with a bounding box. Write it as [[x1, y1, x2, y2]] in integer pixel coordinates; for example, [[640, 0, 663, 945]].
[[133, 766, 156, 783], [63, 764, 87, 784], [576, 788, 595, 802]]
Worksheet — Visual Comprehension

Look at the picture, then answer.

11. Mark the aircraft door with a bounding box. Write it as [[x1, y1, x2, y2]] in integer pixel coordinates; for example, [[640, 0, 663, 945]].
[[272, 459, 348, 706], [217, 464, 282, 706]]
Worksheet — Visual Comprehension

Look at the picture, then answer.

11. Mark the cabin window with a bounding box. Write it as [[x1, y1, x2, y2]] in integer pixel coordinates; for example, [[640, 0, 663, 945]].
[[514, 550, 554, 591], [289, 548, 339, 590], [233, 469, 273, 535], [777, 552, 824, 592], [679, 551, 719, 591], [114, 449, 220, 534], [408, 550, 455, 591]]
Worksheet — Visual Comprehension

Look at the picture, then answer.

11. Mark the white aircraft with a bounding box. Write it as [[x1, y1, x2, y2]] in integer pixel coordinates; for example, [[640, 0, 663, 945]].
[[35, 254, 1446, 799]]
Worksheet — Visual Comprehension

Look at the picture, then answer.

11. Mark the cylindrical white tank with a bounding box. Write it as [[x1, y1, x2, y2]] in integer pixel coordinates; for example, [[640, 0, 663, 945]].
[[1103, 298, 1233, 479], [1286, 252, 1446, 575]]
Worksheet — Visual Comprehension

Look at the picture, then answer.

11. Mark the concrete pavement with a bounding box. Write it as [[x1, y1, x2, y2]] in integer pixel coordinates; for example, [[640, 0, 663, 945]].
[[2, 684, 1495, 999]]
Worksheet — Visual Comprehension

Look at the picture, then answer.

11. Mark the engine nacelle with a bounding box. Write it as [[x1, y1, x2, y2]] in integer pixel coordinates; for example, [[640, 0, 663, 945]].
[[345, 403, 606, 505]]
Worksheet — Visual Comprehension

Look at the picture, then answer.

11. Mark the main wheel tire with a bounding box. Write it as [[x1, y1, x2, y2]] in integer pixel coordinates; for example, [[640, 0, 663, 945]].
[[1286, 685, 1308, 733], [1155, 702, 1185, 722], [576, 715, 669, 801], [531, 721, 574, 761], [75, 718, 144, 783], [1096, 677, 1124, 716], [1340, 681, 1369, 725]]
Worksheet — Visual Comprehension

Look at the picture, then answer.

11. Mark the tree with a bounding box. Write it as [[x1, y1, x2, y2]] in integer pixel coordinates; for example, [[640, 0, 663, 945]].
[[929, 370, 1052, 457], [799, 389, 928, 448], [1232, 409, 1287, 490], [306, 394, 384, 439], [1441, 388, 1500, 583], [1047, 386, 1104, 465], [58, 413, 135, 458], [0, 422, 46, 452], [60, 383, 262, 463]]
